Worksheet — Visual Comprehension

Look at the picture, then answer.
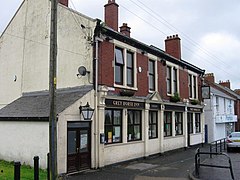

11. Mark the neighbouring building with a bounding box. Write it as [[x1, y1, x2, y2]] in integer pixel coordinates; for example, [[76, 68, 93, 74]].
[[0, 0, 206, 175], [204, 73, 239, 142]]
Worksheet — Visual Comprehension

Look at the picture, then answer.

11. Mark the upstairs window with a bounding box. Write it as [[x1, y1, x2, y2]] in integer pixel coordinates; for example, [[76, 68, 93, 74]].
[[127, 51, 134, 87], [149, 60, 156, 91], [114, 46, 136, 88], [189, 74, 197, 99], [115, 48, 124, 85], [167, 66, 178, 95]]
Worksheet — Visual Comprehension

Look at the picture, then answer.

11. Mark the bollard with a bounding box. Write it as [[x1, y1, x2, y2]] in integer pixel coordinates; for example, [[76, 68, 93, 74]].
[[47, 153, 50, 180], [14, 161, 21, 180], [34, 156, 39, 180]]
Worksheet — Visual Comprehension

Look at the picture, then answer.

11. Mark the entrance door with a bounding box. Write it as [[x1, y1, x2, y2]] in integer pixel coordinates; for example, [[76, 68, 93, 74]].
[[67, 122, 91, 173]]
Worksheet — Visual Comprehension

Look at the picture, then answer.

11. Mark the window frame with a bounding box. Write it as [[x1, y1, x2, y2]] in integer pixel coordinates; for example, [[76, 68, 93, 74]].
[[195, 113, 201, 133], [164, 111, 172, 137], [187, 113, 193, 134], [104, 109, 122, 144], [175, 112, 183, 135], [127, 110, 142, 142], [166, 65, 179, 95], [148, 60, 156, 91], [149, 110, 158, 139], [115, 47, 124, 85], [188, 73, 198, 99], [127, 51, 134, 87]]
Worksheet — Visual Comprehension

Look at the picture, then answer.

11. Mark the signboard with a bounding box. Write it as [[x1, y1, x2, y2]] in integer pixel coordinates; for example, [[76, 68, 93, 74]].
[[105, 99, 145, 109], [202, 86, 210, 99], [150, 103, 161, 110], [187, 107, 202, 113], [165, 105, 185, 111]]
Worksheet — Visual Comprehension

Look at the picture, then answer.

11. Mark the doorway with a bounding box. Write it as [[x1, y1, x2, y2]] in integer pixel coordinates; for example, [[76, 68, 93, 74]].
[[67, 121, 91, 173]]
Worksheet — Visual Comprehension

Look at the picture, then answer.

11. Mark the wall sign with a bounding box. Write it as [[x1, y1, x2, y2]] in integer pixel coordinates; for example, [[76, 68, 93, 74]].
[[165, 105, 185, 111], [150, 103, 161, 110], [202, 86, 210, 99], [187, 107, 202, 112], [105, 99, 145, 109]]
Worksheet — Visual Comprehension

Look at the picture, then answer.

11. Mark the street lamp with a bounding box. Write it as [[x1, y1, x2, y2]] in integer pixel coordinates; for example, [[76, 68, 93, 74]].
[[79, 102, 94, 120]]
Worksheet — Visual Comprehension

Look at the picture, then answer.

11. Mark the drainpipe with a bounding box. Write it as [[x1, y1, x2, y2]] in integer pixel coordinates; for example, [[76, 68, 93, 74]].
[[94, 35, 103, 168]]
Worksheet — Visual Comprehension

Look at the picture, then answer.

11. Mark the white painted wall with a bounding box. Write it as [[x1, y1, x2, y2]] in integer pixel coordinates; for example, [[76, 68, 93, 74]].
[[163, 136, 185, 151], [104, 142, 145, 166], [0, 0, 96, 108], [0, 121, 49, 169]]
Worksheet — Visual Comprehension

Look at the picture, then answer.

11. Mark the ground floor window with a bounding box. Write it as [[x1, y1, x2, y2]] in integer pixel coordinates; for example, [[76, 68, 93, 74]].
[[175, 112, 183, 135], [187, 113, 193, 134], [195, 113, 201, 133], [128, 110, 142, 141], [149, 111, 158, 139], [164, 111, 172, 137], [104, 109, 122, 144]]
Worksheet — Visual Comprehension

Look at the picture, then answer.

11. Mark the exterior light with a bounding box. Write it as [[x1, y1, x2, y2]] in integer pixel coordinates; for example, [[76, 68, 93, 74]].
[[79, 102, 94, 120]]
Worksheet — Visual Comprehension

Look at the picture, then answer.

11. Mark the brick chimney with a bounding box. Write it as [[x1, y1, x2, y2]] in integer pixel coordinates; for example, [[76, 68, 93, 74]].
[[165, 34, 181, 60], [104, 0, 119, 31], [204, 73, 215, 83], [219, 80, 231, 89], [120, 23, 131, 37], [59, 0, 68, 7]]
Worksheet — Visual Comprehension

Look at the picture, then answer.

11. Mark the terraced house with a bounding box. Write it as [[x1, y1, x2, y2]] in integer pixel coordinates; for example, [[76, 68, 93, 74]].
[[0, 0, 205, 175]]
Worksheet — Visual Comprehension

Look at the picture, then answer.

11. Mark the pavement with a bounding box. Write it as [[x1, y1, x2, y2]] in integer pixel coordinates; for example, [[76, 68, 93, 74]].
[[64, 145, 240, 180]]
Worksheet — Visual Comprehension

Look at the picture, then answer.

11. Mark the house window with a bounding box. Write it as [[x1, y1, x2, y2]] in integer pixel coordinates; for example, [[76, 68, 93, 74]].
[[149, 111, 158, 139], [187, 113, 193, 134], [167, 66, 172, 94], [175, 112, 183, 135], [149, 60, 155, 91], [164, 111, 172, 137], [127, 51, 134, 87], [189, 74, 197, 99], [128, 110, 141, 141], [115, 47, 124, 85], [105, 109, 122, 144], [167, 66, 178, 95], [195, 113, 201, 133], [114, 46, 136, 88], [216, 96, 219, 112]]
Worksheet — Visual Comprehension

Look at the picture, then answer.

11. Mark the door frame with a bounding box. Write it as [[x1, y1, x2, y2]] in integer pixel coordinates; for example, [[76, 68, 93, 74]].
[[67, 121, 91, 173]]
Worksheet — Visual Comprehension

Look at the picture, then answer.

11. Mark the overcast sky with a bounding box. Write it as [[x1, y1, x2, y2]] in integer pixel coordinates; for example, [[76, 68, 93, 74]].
[[1, 0, 240, 89]]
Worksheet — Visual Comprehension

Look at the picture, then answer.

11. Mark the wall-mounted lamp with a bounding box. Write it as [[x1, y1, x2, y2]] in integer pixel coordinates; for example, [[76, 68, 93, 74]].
[[79, 102, 94, 121], [161, 59, 166, 66]]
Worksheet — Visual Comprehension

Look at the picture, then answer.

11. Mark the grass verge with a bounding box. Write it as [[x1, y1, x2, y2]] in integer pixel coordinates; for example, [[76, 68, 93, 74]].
[[0, 160, 47, 180]]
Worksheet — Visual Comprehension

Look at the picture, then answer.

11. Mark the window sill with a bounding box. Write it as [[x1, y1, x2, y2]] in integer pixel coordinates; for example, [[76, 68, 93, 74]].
[[114, 84, 138, 91]]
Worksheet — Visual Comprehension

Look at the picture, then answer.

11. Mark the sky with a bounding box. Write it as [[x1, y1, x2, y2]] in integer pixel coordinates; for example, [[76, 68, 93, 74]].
[[1, 0, 240, 89]]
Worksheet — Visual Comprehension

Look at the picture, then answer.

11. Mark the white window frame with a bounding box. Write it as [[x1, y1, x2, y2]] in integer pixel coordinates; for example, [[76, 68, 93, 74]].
[[148, 54, 158, 92], [113, 40, 137, 90], [166, 62, 179, 96], [188, 71, 198, 100]]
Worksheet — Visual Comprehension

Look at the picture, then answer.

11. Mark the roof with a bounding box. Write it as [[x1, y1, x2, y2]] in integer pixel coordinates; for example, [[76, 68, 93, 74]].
[[95, 22, 205, 75], [0, 85, 93, 121], [210, 86, 235, 100]]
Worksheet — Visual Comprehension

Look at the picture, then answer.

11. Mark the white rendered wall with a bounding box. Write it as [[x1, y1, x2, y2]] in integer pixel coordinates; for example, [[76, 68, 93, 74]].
[[0, 121, 49, 169], [0, 0, 96, 108]]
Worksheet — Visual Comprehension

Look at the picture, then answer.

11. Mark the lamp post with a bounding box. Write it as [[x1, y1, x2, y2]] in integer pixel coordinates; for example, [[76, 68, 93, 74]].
[[79, 102, 94, 121]]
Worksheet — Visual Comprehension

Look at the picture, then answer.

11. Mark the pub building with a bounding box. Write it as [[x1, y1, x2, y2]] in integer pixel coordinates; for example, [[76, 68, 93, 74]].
[[93, 0, 205, 168]]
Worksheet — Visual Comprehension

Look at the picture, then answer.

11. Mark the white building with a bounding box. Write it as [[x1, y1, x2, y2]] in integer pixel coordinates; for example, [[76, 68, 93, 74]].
[[204, 86, 237, 143]]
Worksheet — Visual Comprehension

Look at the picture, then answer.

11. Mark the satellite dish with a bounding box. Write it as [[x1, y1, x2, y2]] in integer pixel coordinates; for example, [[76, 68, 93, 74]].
[[78, 66, 87, 76]]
